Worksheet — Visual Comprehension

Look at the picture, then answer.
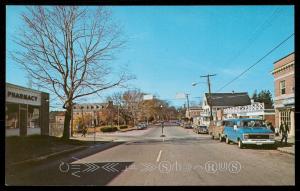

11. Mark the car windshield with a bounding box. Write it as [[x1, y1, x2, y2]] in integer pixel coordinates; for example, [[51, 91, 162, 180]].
[[239, 120, 266, 128]]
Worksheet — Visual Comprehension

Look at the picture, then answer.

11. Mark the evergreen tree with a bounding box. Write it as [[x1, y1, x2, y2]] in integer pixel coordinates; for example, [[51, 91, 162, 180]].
[[257, 90, 274, 109], [252, 90, 258, 102]]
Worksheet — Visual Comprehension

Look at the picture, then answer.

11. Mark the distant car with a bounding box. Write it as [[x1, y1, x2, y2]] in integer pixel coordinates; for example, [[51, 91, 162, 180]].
[[136, 123, 147, 130], [194, 125, 208, 134]]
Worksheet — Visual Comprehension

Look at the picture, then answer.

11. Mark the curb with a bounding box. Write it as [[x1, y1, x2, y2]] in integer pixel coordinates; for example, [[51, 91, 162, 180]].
[[119, 128, 137, 132], [9, 146, 87, 166], [277, 147, 295, 155]]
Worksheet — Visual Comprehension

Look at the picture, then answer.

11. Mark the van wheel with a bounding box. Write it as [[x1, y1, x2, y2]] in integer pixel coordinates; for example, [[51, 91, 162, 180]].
[[226, 137, 230, 144], [238, 140, 244, 149], [219, 135, 223, 142]]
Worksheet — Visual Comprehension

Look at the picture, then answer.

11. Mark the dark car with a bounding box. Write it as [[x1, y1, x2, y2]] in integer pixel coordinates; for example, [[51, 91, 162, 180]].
[[194, 125, 208, 134], [184, 124, 193, 129]]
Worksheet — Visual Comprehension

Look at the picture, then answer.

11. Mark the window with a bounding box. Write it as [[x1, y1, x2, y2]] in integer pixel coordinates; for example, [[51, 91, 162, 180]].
[[5, 103, 19, 129], [280, 110, 291, 130], [280, 80, 286, 95]]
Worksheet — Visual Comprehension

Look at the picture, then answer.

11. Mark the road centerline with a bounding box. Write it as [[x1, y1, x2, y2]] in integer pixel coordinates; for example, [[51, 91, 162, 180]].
[[156, 150, 162, 162]]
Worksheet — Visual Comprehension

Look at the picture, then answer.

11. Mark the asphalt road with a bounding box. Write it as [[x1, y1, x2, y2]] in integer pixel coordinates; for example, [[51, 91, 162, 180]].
[[5, 126, 295, 186]]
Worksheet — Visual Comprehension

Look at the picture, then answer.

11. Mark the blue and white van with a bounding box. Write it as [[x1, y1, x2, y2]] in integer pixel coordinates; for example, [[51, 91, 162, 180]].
[[223, 118, 275, 149]]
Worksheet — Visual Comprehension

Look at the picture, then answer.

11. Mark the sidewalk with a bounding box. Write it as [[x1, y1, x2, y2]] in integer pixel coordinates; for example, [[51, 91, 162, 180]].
[[275, 136, 295, 155], [6, 135, 111, 167]]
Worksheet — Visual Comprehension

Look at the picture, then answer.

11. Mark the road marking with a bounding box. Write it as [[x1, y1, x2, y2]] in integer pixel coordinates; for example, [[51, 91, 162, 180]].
[[156, 150, 162, 162]]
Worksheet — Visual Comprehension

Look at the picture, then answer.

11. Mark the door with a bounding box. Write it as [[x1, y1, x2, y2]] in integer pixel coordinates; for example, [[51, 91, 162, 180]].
[[20, 109, 27, 136]]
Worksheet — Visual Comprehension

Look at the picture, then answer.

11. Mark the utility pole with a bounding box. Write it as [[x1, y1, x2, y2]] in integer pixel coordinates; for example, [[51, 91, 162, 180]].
[[200, 74, 216, 122], [186, 94, 190, 122]]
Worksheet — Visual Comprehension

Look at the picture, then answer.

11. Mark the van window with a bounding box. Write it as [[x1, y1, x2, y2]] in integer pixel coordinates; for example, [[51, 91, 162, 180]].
[[225, 120, 235, 127]]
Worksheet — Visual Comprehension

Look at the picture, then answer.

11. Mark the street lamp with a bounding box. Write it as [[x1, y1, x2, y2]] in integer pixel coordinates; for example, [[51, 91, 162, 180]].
[[192, 81, 206, 86]]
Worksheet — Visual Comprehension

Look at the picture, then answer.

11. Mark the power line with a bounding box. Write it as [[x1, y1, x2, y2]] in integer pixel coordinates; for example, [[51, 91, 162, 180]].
[[216, 33, 294, 92], [222, 7, 282, 68]]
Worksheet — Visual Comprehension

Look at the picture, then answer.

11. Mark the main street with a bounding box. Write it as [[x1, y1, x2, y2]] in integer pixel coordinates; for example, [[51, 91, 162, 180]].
[[6, 125, 294, 186]]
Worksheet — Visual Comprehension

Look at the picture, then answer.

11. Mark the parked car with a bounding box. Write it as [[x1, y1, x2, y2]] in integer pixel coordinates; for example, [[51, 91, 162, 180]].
[[223, 118, 276, 149], [194, 125, 208, 134], [184, 123, 193, 129], [208, 120, 225, 141], [198, 125, 208, 134], [136, 123, 147, 130]]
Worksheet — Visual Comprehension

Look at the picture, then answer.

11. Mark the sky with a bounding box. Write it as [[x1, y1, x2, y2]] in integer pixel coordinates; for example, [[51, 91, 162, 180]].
[[6, 6, 294, 109]]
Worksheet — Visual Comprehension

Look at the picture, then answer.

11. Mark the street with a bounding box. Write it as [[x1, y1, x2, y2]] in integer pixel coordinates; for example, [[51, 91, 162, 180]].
[[6, 125, 294, 186]]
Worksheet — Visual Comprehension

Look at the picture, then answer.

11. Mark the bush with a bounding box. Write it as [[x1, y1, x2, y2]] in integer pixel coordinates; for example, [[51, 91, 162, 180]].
[[119, 125, 128, 129], [100, 126, 118, 132]]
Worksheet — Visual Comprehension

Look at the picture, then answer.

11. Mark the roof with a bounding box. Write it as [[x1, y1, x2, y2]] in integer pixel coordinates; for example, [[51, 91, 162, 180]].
[[6, 82, 49, 94], [273, 52, 294, 64], [205, 92, 251, 107], [189, 106, 202, 110], [74, 103, 107, 106]]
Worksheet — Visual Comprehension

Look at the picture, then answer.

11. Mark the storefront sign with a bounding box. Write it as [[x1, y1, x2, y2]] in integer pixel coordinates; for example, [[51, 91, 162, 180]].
[[282, 98, 294, 106], [6, 84, 41, 106], [7, 91, 38, 101]]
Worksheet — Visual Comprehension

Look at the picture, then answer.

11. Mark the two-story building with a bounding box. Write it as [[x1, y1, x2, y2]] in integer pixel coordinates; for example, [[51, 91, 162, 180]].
[[271, 52, 295, 136], [201, 92, 251, 126], [185, 106, 203, 125]]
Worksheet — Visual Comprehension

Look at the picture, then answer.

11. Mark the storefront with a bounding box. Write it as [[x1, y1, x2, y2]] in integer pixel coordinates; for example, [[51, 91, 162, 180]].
[[5, 83, 49, 136], [272, 52, 295, 137]]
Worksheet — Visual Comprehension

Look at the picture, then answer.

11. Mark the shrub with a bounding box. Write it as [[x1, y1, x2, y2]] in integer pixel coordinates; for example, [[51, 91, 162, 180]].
[[100, 126, 118, 132], [119, 125, 128, 129]]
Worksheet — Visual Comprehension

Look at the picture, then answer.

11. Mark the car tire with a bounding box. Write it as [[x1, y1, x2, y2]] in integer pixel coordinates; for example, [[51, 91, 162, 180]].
[[226, 137, 230, 144], [238, 139, 244, 149]]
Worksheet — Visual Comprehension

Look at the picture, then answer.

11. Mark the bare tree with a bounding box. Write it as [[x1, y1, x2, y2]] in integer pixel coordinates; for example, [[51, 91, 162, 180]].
[[12, 6, 132, 139], [122, 89, 144, 126]]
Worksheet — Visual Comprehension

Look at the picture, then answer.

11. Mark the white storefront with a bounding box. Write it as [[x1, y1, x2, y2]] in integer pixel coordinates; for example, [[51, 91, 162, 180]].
[[5, 83, 49, 136]]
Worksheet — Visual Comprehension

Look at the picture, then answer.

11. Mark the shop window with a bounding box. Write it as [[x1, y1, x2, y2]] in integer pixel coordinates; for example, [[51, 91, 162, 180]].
[[6, 103, 19, 129], [280, 80, 286, 95], [28, 105, 40, 128]]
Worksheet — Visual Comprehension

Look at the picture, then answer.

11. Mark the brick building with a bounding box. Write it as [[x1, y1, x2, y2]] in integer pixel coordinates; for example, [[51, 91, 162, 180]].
[[271, 52, 295, 136]]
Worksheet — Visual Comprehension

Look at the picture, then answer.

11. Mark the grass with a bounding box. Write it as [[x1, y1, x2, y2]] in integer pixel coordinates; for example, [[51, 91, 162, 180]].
[[5, 135, 93, 164]]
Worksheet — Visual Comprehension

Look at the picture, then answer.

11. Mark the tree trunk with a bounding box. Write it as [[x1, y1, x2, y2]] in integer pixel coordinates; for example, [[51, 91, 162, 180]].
[[62, 107, 72, 139]]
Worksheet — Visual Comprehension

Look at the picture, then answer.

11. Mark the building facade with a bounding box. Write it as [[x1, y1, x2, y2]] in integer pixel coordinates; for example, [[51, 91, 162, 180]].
[[5, 83, 49, 136], [271, 52, 295, 136], [185, 106, 203, 125], [222, 102, 275, 126], [201, 92, 251, 126], [72, 101, 113, 127]]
